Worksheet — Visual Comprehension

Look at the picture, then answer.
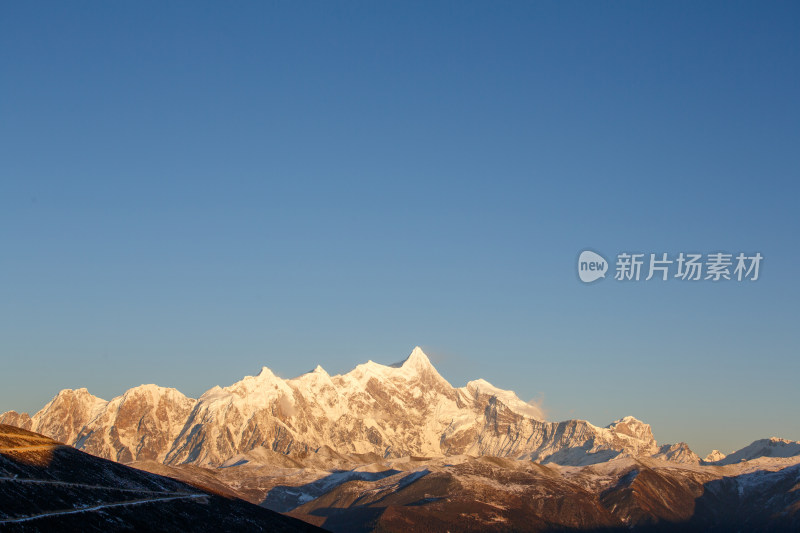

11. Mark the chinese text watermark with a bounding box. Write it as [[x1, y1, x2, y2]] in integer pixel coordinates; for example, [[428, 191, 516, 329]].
[[578, 251, 762, 284]]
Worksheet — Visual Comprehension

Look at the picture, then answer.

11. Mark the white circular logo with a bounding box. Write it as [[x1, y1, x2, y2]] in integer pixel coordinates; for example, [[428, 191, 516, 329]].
[[578, 250, 607, 283]]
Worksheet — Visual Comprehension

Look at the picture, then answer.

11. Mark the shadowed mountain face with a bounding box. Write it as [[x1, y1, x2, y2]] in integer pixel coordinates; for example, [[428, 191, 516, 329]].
[[285, 458, 800, 532], [0, 424, 323, 532], [130, 451, 800, 533]]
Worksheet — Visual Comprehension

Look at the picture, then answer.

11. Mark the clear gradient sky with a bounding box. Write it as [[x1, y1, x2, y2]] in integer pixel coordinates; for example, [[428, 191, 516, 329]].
[[1, 2, 798, 456]]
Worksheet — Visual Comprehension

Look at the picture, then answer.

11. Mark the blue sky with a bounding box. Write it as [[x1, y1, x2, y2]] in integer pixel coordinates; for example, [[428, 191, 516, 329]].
[[1, 2, 798, 456]]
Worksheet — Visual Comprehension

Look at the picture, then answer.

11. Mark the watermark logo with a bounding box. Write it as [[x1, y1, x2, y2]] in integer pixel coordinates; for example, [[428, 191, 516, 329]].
[[578, 250, 608, 283], [578, 250, 763, 283]]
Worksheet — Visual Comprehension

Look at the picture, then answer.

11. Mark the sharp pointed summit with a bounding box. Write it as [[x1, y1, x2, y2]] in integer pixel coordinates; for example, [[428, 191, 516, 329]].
[[404, 346, 432, 366], [256, 366, 278, 379], [392, 346, 433, 369], [409, 345, 429, 362]]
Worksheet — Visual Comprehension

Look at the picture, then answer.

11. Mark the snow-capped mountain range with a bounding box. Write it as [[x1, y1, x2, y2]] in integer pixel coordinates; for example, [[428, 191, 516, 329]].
[[0, 348, 792, 469]]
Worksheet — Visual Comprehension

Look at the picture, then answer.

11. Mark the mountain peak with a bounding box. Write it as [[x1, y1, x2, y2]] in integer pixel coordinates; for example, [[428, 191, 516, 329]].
[[606, 416, 655, 442], [298, 365, 330, 379], [713, 437, 800, 465], [704, 449, 726, 463], [46, 388, 106, 406], [257, 366, 278, 379], [652, 442, 700, 464], [56, 387, 95, 397], [464, 379, 544, 420], [407, 346, 430, 364], [392, 346, 433, 370], [122, 384, 191, 402]]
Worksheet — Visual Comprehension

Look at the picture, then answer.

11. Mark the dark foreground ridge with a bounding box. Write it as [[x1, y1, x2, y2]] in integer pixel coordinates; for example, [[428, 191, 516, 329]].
[[0, 424, 324, 532]]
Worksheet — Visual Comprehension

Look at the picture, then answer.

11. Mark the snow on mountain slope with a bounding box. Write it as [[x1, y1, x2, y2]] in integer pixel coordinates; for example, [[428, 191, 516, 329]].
[[461, 378, 543, 419], [276, 454, 800, 532], [27, 388, 109, 446], [652, 442, 701, 464], [704, 449, 726, 463], [0, 411, 32, 431], [76, 385, 197, 463], [1, 347, 696, 468], [164, 347, 467, 465], [2, 385, 196, 465], [711, 437, 800, 465]]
